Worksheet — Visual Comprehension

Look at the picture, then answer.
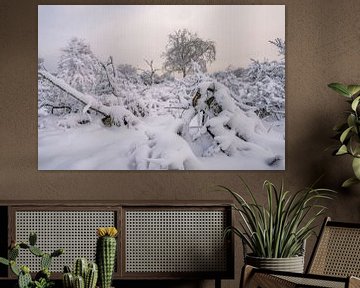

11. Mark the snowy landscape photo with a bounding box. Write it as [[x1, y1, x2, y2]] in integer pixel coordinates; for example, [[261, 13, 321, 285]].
[[38, 5, 285, 170]]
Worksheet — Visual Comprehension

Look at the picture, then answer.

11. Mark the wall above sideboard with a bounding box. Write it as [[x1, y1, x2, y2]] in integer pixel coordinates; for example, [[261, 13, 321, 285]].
[[1, 1, 360, 288]]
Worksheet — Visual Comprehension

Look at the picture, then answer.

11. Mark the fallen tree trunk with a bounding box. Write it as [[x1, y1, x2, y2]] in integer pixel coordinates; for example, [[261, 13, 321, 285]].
[[38, 69, 109, 117], [38, 69, 140, 127]]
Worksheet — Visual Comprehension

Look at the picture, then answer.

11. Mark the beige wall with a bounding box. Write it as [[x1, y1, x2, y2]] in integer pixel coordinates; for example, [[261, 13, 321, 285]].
[[1, 1, 360, 287]]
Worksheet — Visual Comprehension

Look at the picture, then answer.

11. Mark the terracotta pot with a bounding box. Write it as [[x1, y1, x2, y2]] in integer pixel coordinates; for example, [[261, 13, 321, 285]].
[[245, 254, 305, 273]]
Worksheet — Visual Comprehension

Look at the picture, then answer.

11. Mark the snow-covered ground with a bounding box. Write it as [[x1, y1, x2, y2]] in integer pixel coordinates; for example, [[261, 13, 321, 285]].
[[38, 114, 284, 170]]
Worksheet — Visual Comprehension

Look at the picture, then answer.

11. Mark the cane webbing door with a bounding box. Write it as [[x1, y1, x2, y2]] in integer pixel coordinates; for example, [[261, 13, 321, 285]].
[[122, 206, 233, 279], [10, 207, 117, 275], [7, 203, 233, 280]]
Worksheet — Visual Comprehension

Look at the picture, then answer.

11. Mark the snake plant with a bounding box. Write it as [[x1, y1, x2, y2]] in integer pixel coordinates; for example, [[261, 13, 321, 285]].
[[328, 83, 360, 187], [221, 178, 335, 258]]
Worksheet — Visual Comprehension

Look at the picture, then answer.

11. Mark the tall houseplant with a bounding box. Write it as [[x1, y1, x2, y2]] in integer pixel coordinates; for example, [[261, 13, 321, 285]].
[[222, 179, 334, 272], [328, 83, 360, 187]]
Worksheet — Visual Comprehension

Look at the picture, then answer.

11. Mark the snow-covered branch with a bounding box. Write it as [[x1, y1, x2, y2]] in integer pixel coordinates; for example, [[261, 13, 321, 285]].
[[38, 69, 109, 116], [38, 69, 140, 127]]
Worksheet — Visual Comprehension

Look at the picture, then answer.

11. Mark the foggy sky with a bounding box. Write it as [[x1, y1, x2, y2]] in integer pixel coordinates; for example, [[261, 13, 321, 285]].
[[38, 5, 285, 73]]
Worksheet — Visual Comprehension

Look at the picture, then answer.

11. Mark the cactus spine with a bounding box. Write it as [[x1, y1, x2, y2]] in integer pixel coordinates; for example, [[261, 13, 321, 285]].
[[96, 227, 118, 288]]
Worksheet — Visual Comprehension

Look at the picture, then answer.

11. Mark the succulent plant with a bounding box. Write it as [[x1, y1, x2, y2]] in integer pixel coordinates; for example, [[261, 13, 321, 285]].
[[0, 232, 63, 288], [62, 259, 98, 288], [96, 227, 118, 288]]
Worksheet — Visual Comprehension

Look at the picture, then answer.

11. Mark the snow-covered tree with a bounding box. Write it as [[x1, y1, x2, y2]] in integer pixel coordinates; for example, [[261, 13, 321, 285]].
[[57, 38, 100, 94], [162, 29, 216, 77]]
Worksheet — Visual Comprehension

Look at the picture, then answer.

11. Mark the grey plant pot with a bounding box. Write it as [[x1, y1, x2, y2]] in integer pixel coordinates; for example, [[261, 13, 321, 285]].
[[245, 254, 305, 273]]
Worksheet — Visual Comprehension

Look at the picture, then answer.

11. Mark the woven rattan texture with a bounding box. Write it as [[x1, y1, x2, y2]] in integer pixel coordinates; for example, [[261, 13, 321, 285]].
[[309, 226, 360, 277], [125, 210, 227, 273], [277, 275, 345, 288], [249, 273, 297, 288], [15, 211, 115, 272]]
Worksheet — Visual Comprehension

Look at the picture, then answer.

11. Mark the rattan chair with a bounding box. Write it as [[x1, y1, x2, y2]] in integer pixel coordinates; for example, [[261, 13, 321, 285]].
[[241, 217, 360, 288]]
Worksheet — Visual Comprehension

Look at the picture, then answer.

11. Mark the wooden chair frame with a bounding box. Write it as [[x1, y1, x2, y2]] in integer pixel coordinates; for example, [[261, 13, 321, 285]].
[[241, 217, 360, 288]]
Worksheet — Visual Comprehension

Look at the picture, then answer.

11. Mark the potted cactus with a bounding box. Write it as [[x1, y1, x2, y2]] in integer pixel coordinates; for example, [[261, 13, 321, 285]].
[[62, 258, 98, 288], [96, 227, 118, 288], [0, 232, 64, 288]]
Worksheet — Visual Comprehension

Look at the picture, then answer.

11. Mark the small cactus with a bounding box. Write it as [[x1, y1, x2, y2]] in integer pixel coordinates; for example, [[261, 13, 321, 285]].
[[74, 258, 88, 279], [9, 246, 19, 260], [63, 272, 74, 288], [51, 248, 64, 257], [74, 275, 85, 288], [63, 259, 98, 288], [96, 227, 118, 288], [10, 260, 20, 276], [29, 245, 44, 257], [18, 269, 32, 288], [0, 232, 63, 288], [85, 263, 98, 288], [41, 253, 52, 270]]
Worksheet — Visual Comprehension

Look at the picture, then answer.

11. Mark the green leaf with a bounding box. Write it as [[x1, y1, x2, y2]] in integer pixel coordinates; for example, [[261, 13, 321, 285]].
[[0, 257, 9, 266], [328, 83, 350, 97], [340, 126, 353, 143], [336, 144, 348, 155], [342, 177, 360, 187], [352, 157, 360, 179], [352, 96, 360, 111], [347, 85, 360, 97], [348, 135, 360, 157], [347, 114, 356, 128]]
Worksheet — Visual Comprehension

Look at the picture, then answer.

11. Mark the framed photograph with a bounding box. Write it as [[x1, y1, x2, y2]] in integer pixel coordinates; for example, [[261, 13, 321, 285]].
[[38, 5, 285, 170]]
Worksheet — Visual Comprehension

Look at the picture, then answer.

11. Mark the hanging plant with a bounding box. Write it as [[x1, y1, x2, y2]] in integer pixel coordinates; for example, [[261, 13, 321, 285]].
[[328, 83, 360, 187]]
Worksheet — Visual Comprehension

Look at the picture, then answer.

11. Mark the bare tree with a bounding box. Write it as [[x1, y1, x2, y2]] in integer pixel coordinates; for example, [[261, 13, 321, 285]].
[[162, 29, 216, 78], [138, 59, 159, 85]]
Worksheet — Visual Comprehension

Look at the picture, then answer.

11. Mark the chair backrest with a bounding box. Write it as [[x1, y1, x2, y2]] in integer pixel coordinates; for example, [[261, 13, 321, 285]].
[[307, 217, 360, 277]]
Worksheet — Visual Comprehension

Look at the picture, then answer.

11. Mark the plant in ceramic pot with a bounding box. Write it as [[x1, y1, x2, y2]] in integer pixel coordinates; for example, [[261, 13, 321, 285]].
[[328, 83, 360, 187], [221, 179, 334, 273]]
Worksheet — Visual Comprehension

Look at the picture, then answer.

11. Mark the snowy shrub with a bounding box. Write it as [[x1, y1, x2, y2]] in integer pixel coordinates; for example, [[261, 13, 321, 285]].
[[241, 59, 285, 119]]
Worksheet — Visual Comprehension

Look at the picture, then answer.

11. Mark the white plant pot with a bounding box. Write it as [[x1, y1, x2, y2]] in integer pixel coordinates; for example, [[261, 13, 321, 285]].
[[245, 254, 305, 273]]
